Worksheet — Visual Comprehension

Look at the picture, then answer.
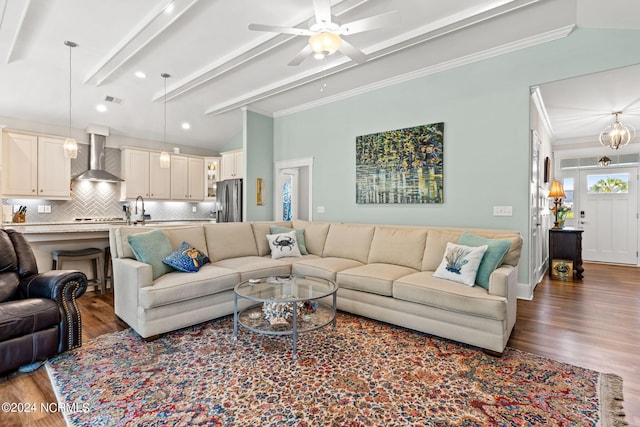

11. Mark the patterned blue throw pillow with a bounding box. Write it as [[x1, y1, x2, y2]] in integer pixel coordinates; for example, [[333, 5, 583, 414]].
[[163, 242, 210, 273]]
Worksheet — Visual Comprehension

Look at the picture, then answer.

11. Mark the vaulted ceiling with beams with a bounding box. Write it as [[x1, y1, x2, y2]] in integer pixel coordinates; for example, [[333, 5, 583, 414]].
[[0, 0, 636, 151]]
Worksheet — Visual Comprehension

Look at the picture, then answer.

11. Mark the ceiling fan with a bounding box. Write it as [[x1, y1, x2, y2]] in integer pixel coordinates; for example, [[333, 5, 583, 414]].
[[249, 0, 399, 66]]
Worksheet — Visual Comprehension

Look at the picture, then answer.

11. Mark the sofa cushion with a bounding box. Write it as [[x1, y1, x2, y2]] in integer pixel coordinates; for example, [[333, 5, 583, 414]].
[[322, 223, 375, 263], [393, 272, 507, 320], [163, 226, 209, 257], [115, 226, 158, 259], [338, 263, 418, 296], [422, 229, 463, 271], [292, 220, 331, 256], [163, 242, 211, 273], [127, 229, 174, 280], [251, 221, 291, 256], [204, 223, 258, 261], [213, 256, 291, 280], [139, 265, 239, 309], [368, 226, 427, 270], [266, 230, 301, 259], [270, 226, 308, 255], [457, 232, 511, 289], [433, 242, 488, 286], [292, 257, 363, 282]]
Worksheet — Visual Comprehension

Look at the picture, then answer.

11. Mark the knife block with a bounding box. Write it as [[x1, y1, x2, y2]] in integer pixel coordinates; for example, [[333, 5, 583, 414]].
[[12, 212, 26, 223]]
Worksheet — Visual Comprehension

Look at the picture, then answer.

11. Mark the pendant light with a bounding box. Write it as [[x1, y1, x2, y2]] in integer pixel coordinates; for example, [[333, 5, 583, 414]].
[[63, 41, 78, 159], [599, 112, 635, 150], [159, 73, 171, 168]]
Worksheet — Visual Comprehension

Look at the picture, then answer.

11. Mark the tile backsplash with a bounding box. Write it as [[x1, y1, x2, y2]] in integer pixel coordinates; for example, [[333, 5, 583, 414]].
[[2, 144, 216, 223]]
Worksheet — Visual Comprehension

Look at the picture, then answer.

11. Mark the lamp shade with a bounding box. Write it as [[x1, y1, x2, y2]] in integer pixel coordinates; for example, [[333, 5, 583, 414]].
[[548, 180, 566, 199], [309, 32, 342, 55]]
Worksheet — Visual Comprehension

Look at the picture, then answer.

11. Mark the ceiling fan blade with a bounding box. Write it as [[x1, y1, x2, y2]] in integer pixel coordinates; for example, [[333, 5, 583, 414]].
[[312, 0, 332, 25], [248, 23, 311, 36], [338, 39, 367, 64], [340, 10, 400, 35], [288, 45, 313, 66]]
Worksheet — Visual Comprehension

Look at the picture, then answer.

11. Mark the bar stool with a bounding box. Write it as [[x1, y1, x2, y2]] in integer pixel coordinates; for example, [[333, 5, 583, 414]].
[[52, 248, 105, 294], [104, 246, 112, 291]]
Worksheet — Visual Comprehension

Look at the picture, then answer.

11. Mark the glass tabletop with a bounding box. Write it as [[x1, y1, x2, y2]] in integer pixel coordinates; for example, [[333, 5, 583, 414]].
[[235, 275, 337, 302]]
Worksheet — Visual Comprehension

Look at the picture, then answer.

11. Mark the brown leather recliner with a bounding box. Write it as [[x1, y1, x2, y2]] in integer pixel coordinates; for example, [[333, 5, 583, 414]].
[[0, 228, 87, 375]]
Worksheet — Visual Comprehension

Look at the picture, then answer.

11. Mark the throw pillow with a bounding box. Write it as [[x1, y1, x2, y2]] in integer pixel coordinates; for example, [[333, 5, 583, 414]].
[[266, 230, 301, 259], [433, 242, 488, 287], [458, 232, 512, 289], [163, 242, 210, 273], [270, 226, 308, 255], [127, 229, 174, 280]]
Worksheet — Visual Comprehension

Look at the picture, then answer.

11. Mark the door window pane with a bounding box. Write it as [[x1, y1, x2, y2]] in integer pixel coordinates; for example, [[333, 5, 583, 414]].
[[282, 178, 292, 221], [562, 177, 574, 218], [587, 173, 629, 194]]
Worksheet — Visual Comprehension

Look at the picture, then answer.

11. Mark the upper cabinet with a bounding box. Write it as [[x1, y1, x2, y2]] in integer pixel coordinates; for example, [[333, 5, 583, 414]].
[[221, 150, 243, 180], [149, 152, 171, 200], [205, 157, 221, 200], [121, 149, 150, 199], [2, 132, 70, 199], [170, 154, 204, 201]]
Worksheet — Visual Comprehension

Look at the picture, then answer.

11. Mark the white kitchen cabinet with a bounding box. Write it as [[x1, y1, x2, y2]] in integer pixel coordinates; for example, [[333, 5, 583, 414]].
[[149, 152, 171, 199], [205, 157, 220, 199], [170, 155, 204, 201], [220, 150, 243, 180], [121, 149, 150, 199], [2, 132, 70, 199]]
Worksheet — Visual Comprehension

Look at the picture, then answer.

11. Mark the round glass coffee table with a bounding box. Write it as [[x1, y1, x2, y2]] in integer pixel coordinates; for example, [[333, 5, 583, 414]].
[[233, 274, 337, 360]]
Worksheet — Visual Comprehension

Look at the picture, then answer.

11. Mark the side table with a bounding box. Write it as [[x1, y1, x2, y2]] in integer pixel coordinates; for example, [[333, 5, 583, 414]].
[[549, 228, 584, 280]]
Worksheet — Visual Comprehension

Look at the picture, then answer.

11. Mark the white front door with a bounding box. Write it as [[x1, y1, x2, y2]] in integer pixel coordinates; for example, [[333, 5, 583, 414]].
[[529, 130, 546, 285], [579, 167, 638, 264]]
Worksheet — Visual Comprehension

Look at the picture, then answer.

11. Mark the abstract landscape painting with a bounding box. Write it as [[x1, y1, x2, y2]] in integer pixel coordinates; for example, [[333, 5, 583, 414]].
[[356, 122, 444, 204]]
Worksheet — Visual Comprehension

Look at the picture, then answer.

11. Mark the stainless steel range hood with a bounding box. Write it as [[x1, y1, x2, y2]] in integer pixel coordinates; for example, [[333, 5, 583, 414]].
[[74, 132, 123, 182]]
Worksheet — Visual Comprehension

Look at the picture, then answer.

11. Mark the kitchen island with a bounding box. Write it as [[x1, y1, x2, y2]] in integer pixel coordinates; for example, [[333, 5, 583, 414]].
[[2, 219, 215, 291]]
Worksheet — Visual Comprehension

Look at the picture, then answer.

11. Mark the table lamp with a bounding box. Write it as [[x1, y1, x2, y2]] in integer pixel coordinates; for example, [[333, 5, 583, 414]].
[[548, 180, 566, 229]]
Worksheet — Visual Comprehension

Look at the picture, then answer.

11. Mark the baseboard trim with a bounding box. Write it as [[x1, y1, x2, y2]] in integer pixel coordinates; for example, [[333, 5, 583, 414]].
[[516, 282, 534, 300]]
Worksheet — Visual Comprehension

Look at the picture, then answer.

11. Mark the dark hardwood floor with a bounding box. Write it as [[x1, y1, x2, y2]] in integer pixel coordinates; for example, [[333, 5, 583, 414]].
[[1, 262, 638, 426]]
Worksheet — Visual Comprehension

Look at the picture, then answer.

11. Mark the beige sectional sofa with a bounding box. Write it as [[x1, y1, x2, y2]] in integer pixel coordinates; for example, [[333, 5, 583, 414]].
[[109, 220, 522, 353]]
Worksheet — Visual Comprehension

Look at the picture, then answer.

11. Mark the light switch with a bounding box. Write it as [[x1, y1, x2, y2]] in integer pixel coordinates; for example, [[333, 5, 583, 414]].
[[493, 206, 512, 216], [38, 205, 45, 213], [44, 205, 51, 213], [317, 206, 325, 213]]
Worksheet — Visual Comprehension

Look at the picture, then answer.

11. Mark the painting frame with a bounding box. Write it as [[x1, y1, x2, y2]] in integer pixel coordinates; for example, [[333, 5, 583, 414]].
[[356, 122, 444, 204]]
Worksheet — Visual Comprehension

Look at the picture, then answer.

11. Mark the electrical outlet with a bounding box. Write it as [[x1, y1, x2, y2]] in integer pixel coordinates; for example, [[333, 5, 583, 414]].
[[317, 206, 325, 213], [38, 205, 45, 213], [192, 206, 197, 213], [44, 205, 51, 213], [493, 206, 512, 216]]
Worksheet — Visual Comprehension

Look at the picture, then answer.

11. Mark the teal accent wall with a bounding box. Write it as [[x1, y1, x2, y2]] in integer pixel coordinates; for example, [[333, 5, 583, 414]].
[[273, 28, 640, 285], [244, 109, 274, 221]]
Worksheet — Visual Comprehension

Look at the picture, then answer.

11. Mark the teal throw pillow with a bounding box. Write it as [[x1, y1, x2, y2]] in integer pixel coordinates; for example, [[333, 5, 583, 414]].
[[127, 229, 174, 280], [163, 242, 210, 272], [270, 226, 308, 255], [457, 232, 512, 289]]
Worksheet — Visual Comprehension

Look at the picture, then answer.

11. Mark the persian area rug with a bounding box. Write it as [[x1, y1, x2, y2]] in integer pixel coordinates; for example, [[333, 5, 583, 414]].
[[46, 313, 625, 427]]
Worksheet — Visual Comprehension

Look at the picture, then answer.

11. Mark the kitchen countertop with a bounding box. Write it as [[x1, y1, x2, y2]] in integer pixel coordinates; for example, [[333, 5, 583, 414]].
[[2, 219, 216, 234]]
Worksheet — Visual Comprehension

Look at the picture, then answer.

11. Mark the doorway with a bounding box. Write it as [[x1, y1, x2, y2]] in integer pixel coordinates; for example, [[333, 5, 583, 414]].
[[275, 158, 313, 221], [578, 167, 638, 264]]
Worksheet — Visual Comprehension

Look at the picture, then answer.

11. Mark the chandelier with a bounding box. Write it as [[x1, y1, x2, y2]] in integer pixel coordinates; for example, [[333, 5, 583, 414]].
[[599, 112, 635, 150]]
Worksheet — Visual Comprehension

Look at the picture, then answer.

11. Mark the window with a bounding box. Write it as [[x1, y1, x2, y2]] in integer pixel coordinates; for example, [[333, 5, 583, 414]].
[[562, 177, 574, 218], [587, 173, 629, 194]]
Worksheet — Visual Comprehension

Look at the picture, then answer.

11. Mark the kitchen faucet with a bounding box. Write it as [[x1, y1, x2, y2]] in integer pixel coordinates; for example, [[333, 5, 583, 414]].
[[134, 195, 145, 224]]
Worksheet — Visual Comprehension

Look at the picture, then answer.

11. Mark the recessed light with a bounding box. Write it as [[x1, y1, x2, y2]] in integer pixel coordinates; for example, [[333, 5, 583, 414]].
[[135, 71, 146, 79], [96, 104, 107, 112], [181, 122, 191, 130]]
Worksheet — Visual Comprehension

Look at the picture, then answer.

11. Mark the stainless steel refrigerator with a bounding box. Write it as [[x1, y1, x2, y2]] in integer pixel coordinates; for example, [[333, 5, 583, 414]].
[[216, 179, 242, 222]]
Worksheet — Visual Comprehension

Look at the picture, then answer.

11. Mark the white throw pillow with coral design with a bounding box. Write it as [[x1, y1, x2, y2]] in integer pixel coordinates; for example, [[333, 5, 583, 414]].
[[266, 230, 301, 259], [433, 242, 488, 286]]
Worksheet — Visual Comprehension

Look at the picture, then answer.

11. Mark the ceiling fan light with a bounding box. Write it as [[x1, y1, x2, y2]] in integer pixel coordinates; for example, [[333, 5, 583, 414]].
[[63, 137, 78, 159], [309, 32, 341, 56]]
